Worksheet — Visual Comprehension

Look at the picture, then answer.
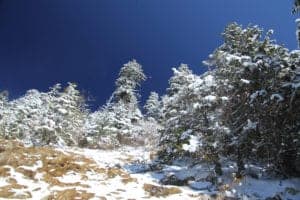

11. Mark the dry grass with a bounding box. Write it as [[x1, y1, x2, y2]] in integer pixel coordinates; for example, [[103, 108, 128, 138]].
[[0, 181, 29, 199], [0, 139, 101, 198], [0, 139, 138, 199], [121, 176, 138, 184], [143, 183, 181, 197], [48, 189, 94, 200], [0, 166, 10, 177], [106, 167, 127, 179], [16, 167, 36, 179]]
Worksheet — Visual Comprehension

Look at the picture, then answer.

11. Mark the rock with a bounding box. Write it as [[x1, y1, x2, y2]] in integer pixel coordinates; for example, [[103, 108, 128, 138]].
[[149, 163, 163, 171], [188, 181, 212, 190], [160, 174, 194, 186], [114, 163, 122, 169]]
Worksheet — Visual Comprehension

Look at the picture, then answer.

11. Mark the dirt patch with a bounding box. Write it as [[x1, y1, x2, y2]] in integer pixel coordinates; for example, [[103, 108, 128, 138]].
[[143, 183, 181, 197]]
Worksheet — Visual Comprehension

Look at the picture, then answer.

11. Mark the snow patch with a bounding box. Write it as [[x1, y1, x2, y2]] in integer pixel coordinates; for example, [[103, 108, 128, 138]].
[[182, 135, 199, 153], [204, 95, 217, 102]]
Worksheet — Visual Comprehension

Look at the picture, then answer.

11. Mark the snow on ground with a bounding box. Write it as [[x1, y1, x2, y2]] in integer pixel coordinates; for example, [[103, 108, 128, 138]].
[[0, 140, 210, 200], [0, 139, 299, 200], [68, 146, 205, 200]]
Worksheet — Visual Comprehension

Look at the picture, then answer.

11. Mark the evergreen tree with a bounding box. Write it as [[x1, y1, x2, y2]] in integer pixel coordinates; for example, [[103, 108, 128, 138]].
[[292, 0, 300, 14], [0, 91, 9, 136], [0, 83, 88, 146], [144, 92, 161, 120], [158, 64, 198, 161], [87, 60, 147, 146], [205, 23, 300, 176], [52, 82, 88, 146]]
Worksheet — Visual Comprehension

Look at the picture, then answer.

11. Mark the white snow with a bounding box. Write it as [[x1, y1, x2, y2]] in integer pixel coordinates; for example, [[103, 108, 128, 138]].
[[225, 54, 242, 63], [5, 166, 51, 199], [1, 145, 299, 200], [221, 96, 229, 101], [57, 172, 82, 184], [292, 82, 300, 89], [203, 75, 215, 86], [18, 160, 42, 171], [250, 89, 267, 103], [234, 177, 300, 200], [189, 181, 212, 190], [270, 93, 284, 102], [0, 177, 8, 187], [242, 61, 257, 71], [58, 108, 68, 115], [204, 95, 216, 102], [241, 79, 250, 84], [243, 119, 257, 131], [180, 129, 193, 140], [182, 135, 199, 153]]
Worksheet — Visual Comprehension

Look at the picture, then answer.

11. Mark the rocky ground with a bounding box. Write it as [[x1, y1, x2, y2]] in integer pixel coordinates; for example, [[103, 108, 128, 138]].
[[0, 139, 299, 200]]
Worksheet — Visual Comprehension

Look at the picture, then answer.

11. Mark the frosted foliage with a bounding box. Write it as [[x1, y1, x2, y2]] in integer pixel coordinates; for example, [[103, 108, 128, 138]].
[[113, 59, 146, 105], [83, 60, 147, 147], [158, 63, 228, 167], [0, 83, 87, 146], [144, 92, 161, 120], [204, 23, 300, 176]]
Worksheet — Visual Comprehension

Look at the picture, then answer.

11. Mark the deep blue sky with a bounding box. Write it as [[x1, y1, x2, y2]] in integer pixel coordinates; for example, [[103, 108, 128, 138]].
[[0, 0, 297, 109]]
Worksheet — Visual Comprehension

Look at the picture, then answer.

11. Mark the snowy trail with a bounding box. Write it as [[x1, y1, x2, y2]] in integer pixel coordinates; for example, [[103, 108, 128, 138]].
[[68, 146, 209, 200]]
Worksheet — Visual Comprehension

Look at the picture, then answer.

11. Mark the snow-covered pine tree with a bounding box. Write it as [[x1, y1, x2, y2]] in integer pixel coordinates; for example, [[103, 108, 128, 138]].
[[51, 82, 88, 146], [158, 63, 228, 175], [84, 106, 120, 148], [0, 89, 53, 144], [166, 64, 194, 97], [109, 59, 146, 136], [0, 91, 9, 137], [144, 91, 161, 121], [87, 60, 146, 146], [205, 23, 300, 176], [292, 0, 300, 14], [0, 91, 8, 118], [0, 83, 88, 147], [158, 64, 198, 161]]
